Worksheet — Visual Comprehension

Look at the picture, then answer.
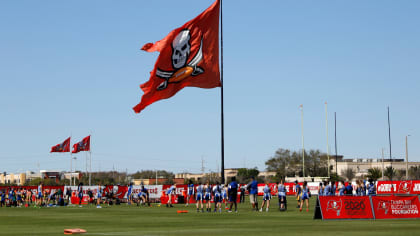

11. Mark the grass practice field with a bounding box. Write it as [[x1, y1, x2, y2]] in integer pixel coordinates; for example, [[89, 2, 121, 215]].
[[0, 197, 419, 236]]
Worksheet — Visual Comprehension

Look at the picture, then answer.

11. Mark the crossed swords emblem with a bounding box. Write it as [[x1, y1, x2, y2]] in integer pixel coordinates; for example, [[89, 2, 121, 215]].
[[155, 38, 204, 91]]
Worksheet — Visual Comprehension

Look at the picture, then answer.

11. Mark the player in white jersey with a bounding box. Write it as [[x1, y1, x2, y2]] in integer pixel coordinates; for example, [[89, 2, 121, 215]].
[[221, 184, 228, 210], [36, 183, 43, 207], [212, 182, 222, 213], [260, 183, 271, 212]]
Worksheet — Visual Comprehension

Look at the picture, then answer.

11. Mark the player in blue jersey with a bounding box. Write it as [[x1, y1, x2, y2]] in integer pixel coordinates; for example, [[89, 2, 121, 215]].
[[260, 182, 271, 212], [212, 182, 222, 213], [277, 180, 287, 211], [345, 182, 353, 196], [299, 181, 310, 212], [127, 183, 133, 205], [185, 180, 194, 206], [166, 184, 175, 208], [204, 181, 212, 212], [228, 177, 238, 213], [367, 179, 376, 196], [247, 176, 259, 211], [138, 185, 150, 206], [196, 183, 204, 212], [294, 180, 301, 208], [323, 181, 331, 196]]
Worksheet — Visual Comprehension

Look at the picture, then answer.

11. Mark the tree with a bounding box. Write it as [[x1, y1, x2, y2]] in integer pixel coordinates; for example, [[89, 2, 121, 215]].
[[384, 166, 396, 180], [265, 148, 329, 178], [409, 166, 420, 179], [237, 168, 260, 183], [366, 168, 382, 181], [341, 168, 355, 181]]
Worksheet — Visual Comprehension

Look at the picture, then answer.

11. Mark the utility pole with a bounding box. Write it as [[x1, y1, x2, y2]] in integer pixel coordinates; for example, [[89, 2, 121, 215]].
[[300, 104, 305, 177], [406, 135, 410, 180], [381, 148, 384, 179], [325, 102, 330, 178], [201, 156, 205, 175]]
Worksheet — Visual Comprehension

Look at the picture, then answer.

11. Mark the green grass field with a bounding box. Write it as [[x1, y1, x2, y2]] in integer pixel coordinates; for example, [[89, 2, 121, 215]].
[[0, 197, 419, 236]]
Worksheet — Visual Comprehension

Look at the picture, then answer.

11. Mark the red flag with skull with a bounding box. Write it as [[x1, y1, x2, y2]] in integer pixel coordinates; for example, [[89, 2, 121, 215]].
[[72, 135, 91, 153], [50, 137, 71, 153], [133, 0, 221, 113]]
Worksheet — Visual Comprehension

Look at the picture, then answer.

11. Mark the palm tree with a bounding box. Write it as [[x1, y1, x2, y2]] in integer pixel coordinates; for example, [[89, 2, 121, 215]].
[[384, 166, 396, 180], [366, 168, 382, 181]]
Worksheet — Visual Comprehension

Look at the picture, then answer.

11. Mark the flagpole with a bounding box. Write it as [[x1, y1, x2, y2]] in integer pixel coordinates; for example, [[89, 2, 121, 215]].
[[70, 134, 72, 186], [220, 0, 225, 184], [89, 134, 92, 186]]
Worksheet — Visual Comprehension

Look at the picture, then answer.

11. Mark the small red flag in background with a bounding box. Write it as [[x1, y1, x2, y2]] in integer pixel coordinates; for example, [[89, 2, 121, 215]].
[[133, 0, 221, 113], [50, 137, 71, 153], [72, 135, 91, 153]]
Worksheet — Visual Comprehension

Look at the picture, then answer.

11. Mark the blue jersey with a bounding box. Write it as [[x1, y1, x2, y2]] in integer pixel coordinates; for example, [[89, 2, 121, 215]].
[[368, 183, 376, 195], [301, 186, 310, 199], [263, 185, 270, 194], [278, 184, 286, 197], [249, 180, 258, 195], [196, 185, 204, 194], [166, 186, 175, 195], [345, 185, 353, 195], [295, 184, 301, 195], [338, 186, 345, 196], [324, 185, 331, 196], [127, 185, 133, 196], [188, 184, 194, 195]]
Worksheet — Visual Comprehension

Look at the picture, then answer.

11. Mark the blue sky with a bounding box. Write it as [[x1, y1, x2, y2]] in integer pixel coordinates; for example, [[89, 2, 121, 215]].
[[1, 0, 419, 174]]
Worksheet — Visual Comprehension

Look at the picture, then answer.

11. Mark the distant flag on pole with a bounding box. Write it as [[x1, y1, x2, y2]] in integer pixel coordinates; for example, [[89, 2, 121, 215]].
[[72, 135, 91, 153], [133, 0, 221, 114], [50, 137, 71, 153]]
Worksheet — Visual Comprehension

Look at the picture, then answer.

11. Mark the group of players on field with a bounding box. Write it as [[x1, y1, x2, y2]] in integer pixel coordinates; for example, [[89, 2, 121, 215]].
[[1, 178, 376, 212]]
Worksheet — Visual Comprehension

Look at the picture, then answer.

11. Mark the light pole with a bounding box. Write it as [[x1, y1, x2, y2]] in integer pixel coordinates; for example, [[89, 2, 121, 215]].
[[72, 157, 77, 186], [325, 102, 330, 178], [406, 135, 411, 180], [299, 104, 305, 177]]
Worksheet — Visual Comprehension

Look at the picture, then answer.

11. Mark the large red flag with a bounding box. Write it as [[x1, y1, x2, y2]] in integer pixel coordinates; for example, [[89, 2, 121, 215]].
[[72, 135, 91, 153], [133, 0, 221, 113], [50, 137, 71, 153]]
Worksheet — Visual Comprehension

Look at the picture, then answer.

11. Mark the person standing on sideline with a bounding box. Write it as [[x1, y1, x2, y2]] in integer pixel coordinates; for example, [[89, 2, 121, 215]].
[[36, 182, 43, 207], [96, 183, 102, 208], [299, 181, 310, 212], [247, 176, 259, 211], [294, 180, 301, 208], [260, 182, 271, 212], [367, 179, 376, 196], [77, 182, 84, 206], [338, 181, 345, 196], [228, 177, 238, 213], [222, 184, 228, 209], [240, 185, 246, 203]]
